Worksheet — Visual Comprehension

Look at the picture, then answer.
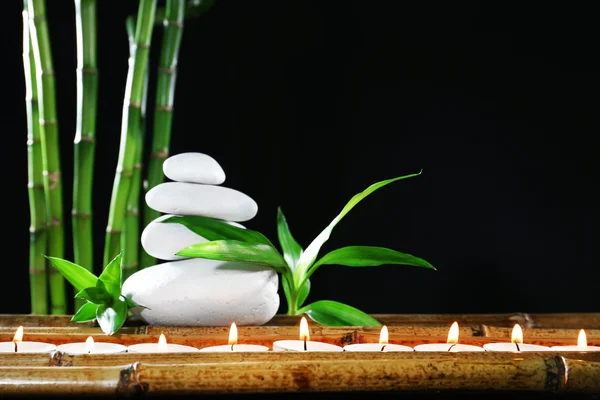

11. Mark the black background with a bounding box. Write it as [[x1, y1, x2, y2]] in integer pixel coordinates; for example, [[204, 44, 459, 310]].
[[1, 1, 598, 317]]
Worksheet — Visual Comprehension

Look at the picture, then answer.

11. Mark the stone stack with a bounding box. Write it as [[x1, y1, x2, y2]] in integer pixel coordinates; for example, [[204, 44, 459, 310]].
[[122, 153, 279, 326]]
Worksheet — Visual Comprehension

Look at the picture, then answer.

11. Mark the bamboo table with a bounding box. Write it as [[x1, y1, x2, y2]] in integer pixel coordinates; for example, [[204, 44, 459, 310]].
[[1, 313, 599, 396]]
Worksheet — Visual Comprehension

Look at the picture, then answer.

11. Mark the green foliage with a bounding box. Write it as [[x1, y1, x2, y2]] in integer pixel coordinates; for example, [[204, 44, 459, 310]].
[[170, 172, 435, 326], [47, 252, 140, 335]]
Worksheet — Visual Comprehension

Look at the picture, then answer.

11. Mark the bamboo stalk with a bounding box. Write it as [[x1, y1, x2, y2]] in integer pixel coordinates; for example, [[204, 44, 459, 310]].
[[482, 326, 600, 340], [1, 355, 599, 394], [23, 1, 48, 315], [0, 365, 125, 395], [118, 356, 597, 394], [0, 353, 52, 367], [27, 0, 66, 315], [103, 0, 157, 266], [122, 16, 149, 280], [141, 0, 185, 270], [72, 0, 98, 311], [51, 350, 600, 368], [0, 314, 95, 327]]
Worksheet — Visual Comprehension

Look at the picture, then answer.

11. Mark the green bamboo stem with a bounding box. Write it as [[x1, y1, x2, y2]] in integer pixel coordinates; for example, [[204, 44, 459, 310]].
[[104, 0, 157, 267], [141, 0, 185, 270], [73, 0, 98, 310], [28, 0, 66, 314], [122, 17, 149, 280], [23, 1, 48, 315]]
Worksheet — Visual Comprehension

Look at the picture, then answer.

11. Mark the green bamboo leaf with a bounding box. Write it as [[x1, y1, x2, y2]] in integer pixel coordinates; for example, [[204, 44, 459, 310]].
[[74, 287, 112, 305], [96, 298, 127, 335], [296, 279, 311, 308], [293, 172, 422, 282], [46, 256, 98, 292], [277, 207, 303, 270], [299, 300, 382, 327], [308, 246, 435, 279], [177, 240, 289, 273], [71, 302, 98, 323], [280, 273, 293, 313], [99, 253, 122, 299], [162, 215, 275, 247]]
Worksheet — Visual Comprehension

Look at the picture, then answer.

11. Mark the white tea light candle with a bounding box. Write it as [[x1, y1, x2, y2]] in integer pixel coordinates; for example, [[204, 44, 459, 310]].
[[484, 324, 550, 352], [56, 336, 127, 355], [273, 317, 343, 352], [199, 322, 269, 352], [127, 333, 199, 353], [344, 326, 413, 352], [0, 326, 56, 353], [414, 322, 484, 352], [551, 329, 600, 352]]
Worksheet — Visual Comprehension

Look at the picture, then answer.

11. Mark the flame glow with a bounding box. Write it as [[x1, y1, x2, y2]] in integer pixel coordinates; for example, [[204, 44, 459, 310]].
[[228, 322, 238, 345], [12, 326, 23, 343], [511, 324, 523, 344], [379, 325, 389, 345], [85, 336, 95, 353], [447, 322, 459, 344], [577, 329, 587, 348], [158, 334, 168, 352], [299, 317, 310, 341]]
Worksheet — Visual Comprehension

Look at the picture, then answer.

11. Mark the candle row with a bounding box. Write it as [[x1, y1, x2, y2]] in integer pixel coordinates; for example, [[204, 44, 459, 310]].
[[1, 319, 599, 354]]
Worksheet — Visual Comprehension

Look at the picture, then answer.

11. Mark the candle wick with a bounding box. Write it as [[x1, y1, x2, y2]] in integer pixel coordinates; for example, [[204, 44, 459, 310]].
[[447, 344, 457, 352], [231, 344, 234, 352], [515, 343, 521, 352], [14, 342, 17, 353], [303, 339, 307, 351], [380, 345, 387, 352]]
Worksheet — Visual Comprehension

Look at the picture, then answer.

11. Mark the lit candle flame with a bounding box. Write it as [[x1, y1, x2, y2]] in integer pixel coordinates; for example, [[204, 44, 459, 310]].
[[12, 326, 23, 343], [447, 321, 459, 344], [379, 325, 389, 345], [577, 329, 587, 348], [299, 316, 310, 341], [228, 322, 238, 346], [511, 324, 523, 344], [158, 334, 168, 352], [85, 336, 95, 353]]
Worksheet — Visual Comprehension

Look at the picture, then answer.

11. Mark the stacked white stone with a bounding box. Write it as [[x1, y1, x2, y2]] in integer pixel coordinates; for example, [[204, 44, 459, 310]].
[[122, 153, 279, 326]]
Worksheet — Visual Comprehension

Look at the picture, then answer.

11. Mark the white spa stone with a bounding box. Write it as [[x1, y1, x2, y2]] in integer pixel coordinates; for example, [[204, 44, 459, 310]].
[[141, 214, 245, 261], [122, 258, 279, 326], [146, 182, 258, 222], [163, 152, 226, 185]]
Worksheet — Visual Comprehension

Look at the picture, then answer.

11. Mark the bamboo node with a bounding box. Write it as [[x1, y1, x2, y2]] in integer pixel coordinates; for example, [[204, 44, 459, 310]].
[[117, 363, 147, 395], [74, 135, 96, 144], [82, 67, 98, 74], [152, 149, 169, 159], [28, 267, 46, 276], [136, 43, 150, 50], [544, 355, 568, 392], [40, 69, 55, 76], [40, 119, 57, 126], [29, 225, 47, 233], [50, 217, 61, 226], [126, 210, 140, 217], [43, 171, 61, 191], [156, 105, 173, 112], [134, 163, 143, 170], [50, 350, 70, 367], [158, 67, 176, 74], [32, 16, 46, 24], [129, 101, 142, 109], [123, 263, 140, 270], [27, 182, 45, 189], [117, 166, 134, 178], [71, 209, 93, 218], [26, 138, 41, 145], [106, 228, 123, 234], [164, 19, 184, 29]]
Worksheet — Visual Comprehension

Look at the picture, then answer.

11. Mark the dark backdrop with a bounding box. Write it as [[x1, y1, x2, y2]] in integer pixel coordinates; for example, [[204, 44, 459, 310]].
[[1, 1, 598, 316]]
